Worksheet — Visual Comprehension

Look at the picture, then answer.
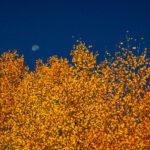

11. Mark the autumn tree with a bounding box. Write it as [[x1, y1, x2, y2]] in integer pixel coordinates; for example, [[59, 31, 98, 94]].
[[0, 42, 149, 149]]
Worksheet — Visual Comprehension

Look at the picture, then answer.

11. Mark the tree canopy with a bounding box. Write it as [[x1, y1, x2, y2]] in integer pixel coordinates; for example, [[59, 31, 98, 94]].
[[0, 42, 149, 149]]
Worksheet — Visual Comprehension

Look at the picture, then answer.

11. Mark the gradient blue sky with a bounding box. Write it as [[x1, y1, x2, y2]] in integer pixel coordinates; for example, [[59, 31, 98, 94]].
[[0, 0, 150, 69]]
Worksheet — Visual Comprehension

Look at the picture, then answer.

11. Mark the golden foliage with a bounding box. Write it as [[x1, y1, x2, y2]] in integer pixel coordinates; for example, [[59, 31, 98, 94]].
[[0, 43, 149, 149]]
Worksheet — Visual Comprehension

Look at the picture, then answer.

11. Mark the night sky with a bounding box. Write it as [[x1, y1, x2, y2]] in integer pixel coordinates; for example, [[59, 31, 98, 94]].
[[0, 0, 150, 69]]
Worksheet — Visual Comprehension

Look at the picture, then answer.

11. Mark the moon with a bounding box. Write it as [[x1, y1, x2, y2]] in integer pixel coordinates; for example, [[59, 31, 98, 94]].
[[32, 44, 40, 51]]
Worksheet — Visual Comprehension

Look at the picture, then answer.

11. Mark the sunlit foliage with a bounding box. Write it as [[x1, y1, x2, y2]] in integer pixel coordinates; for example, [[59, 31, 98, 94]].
[[0, 43, 149, 149]]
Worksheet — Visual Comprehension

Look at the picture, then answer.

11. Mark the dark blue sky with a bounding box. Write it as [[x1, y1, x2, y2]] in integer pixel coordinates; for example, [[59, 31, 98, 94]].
[[0, 0, 150, 69]]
